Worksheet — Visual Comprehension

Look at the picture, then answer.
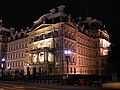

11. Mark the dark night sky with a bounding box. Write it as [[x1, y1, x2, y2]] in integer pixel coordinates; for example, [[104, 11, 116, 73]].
[[0, 0, 119, 44]]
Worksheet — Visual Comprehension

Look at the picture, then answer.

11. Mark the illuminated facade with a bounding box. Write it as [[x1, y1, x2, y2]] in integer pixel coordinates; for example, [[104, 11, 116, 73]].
[[0, 5, 111, 78]]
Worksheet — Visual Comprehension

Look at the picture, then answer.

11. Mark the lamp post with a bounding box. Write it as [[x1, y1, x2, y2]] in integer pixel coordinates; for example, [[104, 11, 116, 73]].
[[64, 50, 71, 78], [7, 66, 11, 75], [1, 58, 6, 77], [26, 64, 30, 76]]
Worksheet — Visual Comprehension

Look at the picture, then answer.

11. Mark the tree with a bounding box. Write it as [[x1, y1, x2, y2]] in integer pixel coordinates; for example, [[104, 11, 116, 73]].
[[106, 43, 120, 81]]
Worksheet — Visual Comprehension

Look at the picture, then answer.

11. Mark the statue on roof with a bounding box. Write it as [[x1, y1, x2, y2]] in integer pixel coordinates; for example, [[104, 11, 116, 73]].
[[32, 5, 66, 30], [32, 13, 51, 30]]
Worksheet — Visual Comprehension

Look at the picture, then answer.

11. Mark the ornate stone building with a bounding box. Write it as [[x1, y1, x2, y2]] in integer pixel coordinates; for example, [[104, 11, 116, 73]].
[[0, 5, 110, 79]]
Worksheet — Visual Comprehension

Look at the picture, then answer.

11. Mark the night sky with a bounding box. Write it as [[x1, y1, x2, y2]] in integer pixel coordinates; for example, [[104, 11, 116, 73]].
[[0, 0, 119, 44]]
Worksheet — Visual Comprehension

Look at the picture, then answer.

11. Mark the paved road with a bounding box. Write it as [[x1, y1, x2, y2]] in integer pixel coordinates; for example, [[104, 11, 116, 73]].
[[0, 82, 116, 90], [0, 83, 57, 90]]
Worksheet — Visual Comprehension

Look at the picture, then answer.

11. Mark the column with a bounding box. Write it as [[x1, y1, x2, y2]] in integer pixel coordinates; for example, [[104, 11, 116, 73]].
[[37, 53, 39, 62], [44, 51, 48, 61], [43, 51, 49, 75]]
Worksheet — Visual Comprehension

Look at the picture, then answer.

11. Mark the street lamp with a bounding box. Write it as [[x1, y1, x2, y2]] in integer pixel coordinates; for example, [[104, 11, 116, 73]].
[[1, 58, 6, 77], [64, 50, 71, 78], [7, 66, 11, 74], [26, 64, 30, 76], [2, 58, 5, 62]]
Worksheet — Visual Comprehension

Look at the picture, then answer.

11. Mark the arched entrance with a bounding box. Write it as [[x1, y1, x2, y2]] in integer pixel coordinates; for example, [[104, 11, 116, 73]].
[[39, 67, 43, 75], [33, 67, 36, 75]]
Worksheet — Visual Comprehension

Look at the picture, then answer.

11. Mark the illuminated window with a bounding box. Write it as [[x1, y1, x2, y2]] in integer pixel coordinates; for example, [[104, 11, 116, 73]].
[[100, 39, 110, 48], [48, 52, 53, 62], [100, 48, 109, 56], [39, 52, 44, 62], [33, 54, 37, 63]]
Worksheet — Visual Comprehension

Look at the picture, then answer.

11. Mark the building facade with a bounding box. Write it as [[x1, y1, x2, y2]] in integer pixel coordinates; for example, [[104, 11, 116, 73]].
[[0, 5, 110, 79]]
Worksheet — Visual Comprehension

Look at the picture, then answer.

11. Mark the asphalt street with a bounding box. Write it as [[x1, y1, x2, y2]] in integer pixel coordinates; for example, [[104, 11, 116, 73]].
[[0, 82, 116, 90]]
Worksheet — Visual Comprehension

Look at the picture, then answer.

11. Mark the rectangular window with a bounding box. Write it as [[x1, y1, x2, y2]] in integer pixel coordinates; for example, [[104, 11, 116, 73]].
[[19, 52, 21, 57], [70, 67, 72, 73], [18, 62, 20, 67], [13, 63, 14, 67], [16, 62, 17, 67], [16, 53, 17, 58], [22, 44, 24, 48], [25, 43, 27, 47], [74, 68, 76, 73], [14, 45, 16, 50], [19, 44, 21, 49], [22, 52, 23, 57], [11, 54, 12, 59]]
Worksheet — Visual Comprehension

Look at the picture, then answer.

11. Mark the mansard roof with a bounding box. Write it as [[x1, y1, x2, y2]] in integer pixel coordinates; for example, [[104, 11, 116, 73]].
[[1, 5, 110, 42]]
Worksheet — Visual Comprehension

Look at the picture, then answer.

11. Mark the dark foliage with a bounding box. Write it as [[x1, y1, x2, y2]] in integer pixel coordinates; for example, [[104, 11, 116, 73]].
[[106, 43, 120, 81]]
